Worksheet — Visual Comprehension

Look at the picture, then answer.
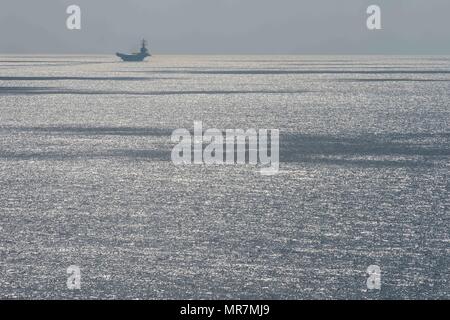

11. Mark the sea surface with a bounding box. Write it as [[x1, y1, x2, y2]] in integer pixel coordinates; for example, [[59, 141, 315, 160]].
[[0, 55, 449, 299]]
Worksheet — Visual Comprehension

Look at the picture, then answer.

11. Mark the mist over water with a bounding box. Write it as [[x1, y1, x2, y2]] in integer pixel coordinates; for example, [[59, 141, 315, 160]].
[[0, 55, 449, 299]]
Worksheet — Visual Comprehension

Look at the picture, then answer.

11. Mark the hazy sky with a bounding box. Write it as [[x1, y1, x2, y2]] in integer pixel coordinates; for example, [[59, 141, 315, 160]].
[[1, 0, 449, 54]]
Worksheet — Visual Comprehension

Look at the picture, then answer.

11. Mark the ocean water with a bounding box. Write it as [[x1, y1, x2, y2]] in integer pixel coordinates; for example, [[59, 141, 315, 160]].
[[0, 55, 449, 299]]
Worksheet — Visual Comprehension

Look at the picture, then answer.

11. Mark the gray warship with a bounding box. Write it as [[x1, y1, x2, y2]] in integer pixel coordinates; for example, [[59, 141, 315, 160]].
[[116, 40, 151, 62]]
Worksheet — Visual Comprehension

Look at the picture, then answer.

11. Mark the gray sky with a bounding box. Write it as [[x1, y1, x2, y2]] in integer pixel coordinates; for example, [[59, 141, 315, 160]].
[[1, 0, 449, 54]]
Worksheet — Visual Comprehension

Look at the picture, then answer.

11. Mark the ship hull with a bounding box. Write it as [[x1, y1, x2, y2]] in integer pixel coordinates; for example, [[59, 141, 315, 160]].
[[116, 53, 150, 62]]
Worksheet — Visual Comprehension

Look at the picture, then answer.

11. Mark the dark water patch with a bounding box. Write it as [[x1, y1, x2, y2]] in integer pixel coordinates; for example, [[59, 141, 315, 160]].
[[0, 87, 57, 94], [337, 78, 450, 82], [0, 86, 309, 96], [1, 126, 174, 137], [143, 69, 450, 75], [212, 59, 398, 63], [1, 129, 448, 167], [0, 60, 82, 63], [0, 62, 114, 68], [0, 149, 170, 161], [280, 132, 450, 163], [285, 157, 435, 168], [0, 76, 170, 81], [280, 65, 439, 69]]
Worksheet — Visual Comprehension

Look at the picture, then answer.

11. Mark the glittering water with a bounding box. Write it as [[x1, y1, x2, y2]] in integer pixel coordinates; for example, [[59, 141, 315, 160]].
[[0, 55, 449, 299]]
